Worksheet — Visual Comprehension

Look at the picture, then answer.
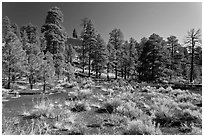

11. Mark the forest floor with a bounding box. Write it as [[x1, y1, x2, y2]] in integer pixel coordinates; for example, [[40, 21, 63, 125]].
[[2, 77, 202, 135]]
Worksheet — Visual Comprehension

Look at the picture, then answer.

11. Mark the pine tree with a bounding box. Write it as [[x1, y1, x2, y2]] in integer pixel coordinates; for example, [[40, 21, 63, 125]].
[[20, 23, 39, 45], [11, 23, 21, 39], [53, 53, 65, 79], [184, 28, 202, 83], [25, 53, 43, 89], [120, 41, 129, 79], [127, 38, 137, 79], [108, 28, 124, 79], [2, 16, 12, 43], [138, 33, 166, 82], [41, 7, 67, 79], [106, 43, 115, 80], [92, 34, 107, 78], [80, 18, 97, 76], [166, 35, 180, 79], [20, 23, 41, 89], [65, 42, 76, 64], [2, 31, 26, 89], [41, 7, 66, 55]]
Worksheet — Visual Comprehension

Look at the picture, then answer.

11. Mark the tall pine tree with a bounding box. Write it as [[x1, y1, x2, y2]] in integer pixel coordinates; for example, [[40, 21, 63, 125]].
[[80, 18, 97, 76], [108, 28, 124, 79], [41, 7, 67, 79], [92, 34, 107, 78]]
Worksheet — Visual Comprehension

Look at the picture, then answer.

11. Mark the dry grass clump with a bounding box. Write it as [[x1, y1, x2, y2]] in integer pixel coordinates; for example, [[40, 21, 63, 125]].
[[123, 119, 162, 135]]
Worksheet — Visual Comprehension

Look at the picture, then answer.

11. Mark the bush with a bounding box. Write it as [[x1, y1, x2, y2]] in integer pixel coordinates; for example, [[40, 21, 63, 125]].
[[2, 116, 53, 135], [27, 98, 55, 119], [95, 99, 122, 114], [116, 101, 148, 120], [123, 119, 162, 135]]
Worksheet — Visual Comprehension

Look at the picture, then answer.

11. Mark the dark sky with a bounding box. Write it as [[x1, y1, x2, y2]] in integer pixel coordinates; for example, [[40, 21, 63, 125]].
[[2, 2, 202, 44]]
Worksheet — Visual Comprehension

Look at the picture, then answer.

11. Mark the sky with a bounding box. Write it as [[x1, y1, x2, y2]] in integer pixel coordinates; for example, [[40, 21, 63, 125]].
[[2, 2, 202, 44]]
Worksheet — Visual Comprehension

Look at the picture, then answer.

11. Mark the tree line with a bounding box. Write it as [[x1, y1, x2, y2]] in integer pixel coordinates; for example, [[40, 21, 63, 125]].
[[2, 7, 202, 91]]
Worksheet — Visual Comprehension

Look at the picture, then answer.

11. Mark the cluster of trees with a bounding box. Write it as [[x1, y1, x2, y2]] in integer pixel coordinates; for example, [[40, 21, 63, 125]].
[[2, 6, 202, 91], [2, 7, 74, 91], [78, 18, 202, 83]]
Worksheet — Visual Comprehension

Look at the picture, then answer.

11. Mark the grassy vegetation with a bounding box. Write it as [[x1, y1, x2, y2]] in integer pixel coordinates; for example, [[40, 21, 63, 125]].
[[2, 78, 202, 135]]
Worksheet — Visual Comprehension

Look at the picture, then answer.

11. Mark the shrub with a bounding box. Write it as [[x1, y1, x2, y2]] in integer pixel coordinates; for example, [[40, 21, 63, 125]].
[[116, 101, 147, 120], [103, 99, 123, 113], [123, 119, 162, 135], [95, 99, 122, 114], [2, 117, 53, 135], [30, 98, 55, 118]]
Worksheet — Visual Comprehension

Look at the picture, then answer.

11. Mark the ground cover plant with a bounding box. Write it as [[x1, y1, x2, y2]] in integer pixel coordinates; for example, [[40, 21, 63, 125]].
[[2, 77, 202, 135]]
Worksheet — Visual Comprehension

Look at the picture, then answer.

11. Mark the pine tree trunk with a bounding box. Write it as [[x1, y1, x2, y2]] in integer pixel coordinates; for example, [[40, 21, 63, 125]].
[[88, 56, 91, 77], [29, 74, 33, 89], [190, 40, 195, 83], [96, 67, 98, 78], [170, 43, 174, 80], [82, 44, 85, 73], [107, 63, 109, 80], [7, 68, 11, 89], [43, 71, 46, 92], [124, 66, 127, 80], [151, 49, 155, 81], [115, 64, 117, 79], [121, 68, 123, 78]]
